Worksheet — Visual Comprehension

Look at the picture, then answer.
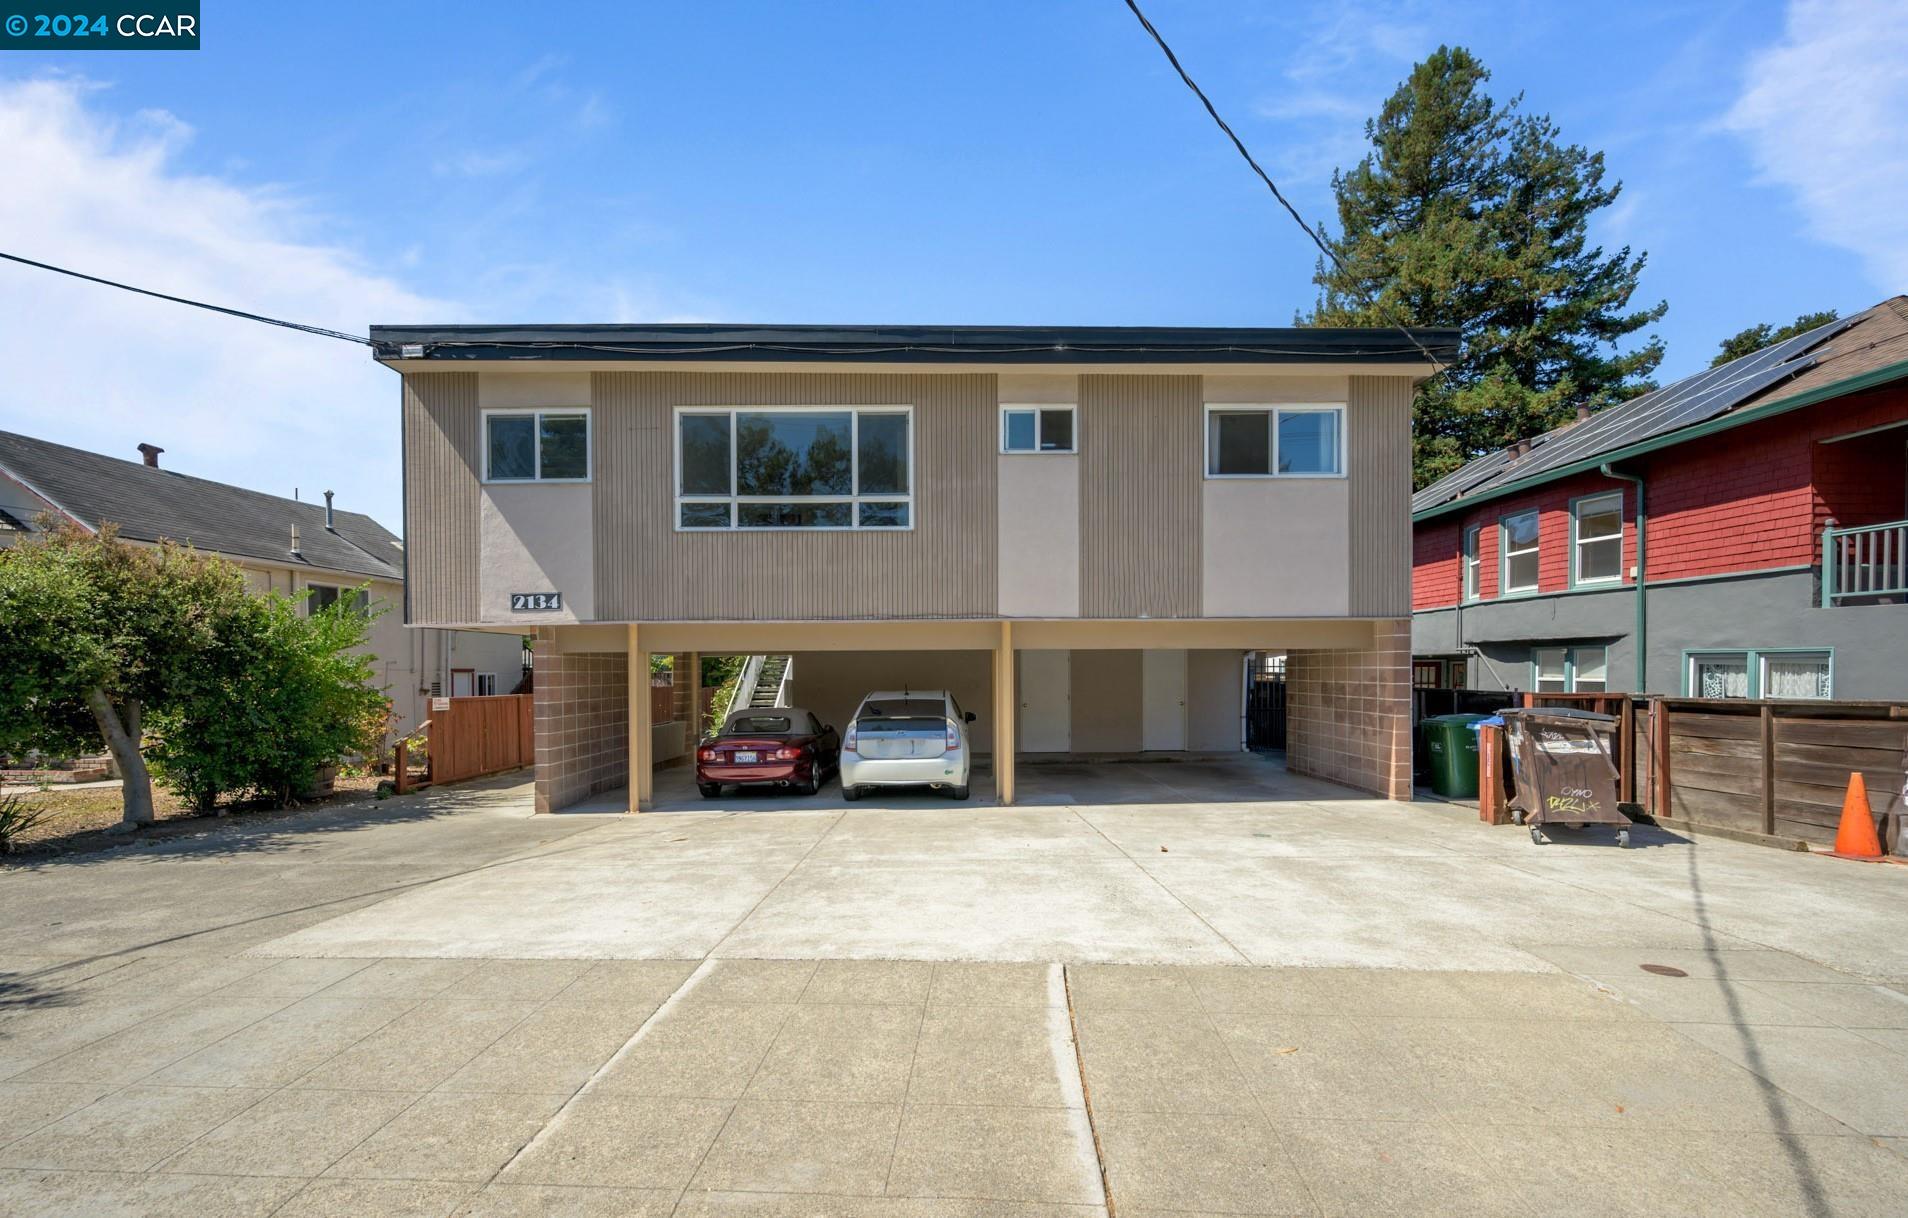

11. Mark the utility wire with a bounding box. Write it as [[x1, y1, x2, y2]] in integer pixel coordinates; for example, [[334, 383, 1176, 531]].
[[1119, 0, 1447, 373], [0, 250, 373, 347]]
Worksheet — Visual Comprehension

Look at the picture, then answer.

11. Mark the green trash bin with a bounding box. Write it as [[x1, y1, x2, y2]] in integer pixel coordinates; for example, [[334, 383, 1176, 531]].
[[1421, 713, 1489, 798]]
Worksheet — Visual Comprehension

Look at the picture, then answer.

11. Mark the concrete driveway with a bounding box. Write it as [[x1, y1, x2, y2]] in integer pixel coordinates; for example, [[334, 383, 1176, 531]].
[[3, 764, 1906, 1216]]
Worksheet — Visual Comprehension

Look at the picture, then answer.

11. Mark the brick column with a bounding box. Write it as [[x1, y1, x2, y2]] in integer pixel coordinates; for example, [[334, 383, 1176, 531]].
[[1284, 618, 1413, 800], [532, 633, 630, 813]]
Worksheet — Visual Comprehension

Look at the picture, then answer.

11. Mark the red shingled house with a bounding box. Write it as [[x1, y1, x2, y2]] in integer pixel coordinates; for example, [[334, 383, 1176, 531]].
[[1411, 297, 1908, 700]]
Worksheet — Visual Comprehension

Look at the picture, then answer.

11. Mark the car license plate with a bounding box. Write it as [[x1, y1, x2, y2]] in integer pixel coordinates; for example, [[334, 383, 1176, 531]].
[[734, 751, 758, 764]]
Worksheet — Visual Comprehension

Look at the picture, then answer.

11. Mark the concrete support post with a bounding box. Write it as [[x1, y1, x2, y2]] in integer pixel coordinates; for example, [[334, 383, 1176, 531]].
[[994, 620, 1016, 805], [629, 624, 653, 811]]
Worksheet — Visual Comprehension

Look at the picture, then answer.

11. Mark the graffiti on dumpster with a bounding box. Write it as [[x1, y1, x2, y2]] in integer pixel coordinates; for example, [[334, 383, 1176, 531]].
[[1544, 785, 1602, 818]]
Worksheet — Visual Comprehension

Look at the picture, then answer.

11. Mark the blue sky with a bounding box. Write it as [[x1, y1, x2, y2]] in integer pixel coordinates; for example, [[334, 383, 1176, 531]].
[[1, 0, 1902, 529]]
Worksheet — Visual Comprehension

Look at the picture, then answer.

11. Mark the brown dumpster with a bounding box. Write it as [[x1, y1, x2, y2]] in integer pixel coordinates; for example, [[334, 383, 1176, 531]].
[[1499, 708, 1633, 847]]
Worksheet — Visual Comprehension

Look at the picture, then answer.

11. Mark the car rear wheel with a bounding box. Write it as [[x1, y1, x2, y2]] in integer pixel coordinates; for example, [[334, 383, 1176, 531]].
[[950, 783, 970, 801], [796, 773, 819, 796], [697, 782, 722, 799], [842, 784, 861, 802]]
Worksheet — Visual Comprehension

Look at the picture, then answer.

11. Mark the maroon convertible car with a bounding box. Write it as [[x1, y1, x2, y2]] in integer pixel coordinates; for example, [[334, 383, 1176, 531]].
[[696, 707, 841, 798]]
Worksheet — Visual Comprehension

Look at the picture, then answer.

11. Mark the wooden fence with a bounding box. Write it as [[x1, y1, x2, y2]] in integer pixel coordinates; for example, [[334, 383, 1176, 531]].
[[1478, 691, 1908, 849], [427, 694, 534, 786]]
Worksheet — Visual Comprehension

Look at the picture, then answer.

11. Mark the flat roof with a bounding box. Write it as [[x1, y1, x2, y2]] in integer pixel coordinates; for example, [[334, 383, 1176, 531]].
[[368, 322, 1459, 366]]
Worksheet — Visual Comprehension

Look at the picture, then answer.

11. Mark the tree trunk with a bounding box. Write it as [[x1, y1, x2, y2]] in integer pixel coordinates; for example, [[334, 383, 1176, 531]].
[[85, 688, 153, 829]]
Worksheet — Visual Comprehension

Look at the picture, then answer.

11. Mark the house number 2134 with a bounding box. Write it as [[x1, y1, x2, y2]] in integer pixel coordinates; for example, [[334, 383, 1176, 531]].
[[510, 592, 562, 612]]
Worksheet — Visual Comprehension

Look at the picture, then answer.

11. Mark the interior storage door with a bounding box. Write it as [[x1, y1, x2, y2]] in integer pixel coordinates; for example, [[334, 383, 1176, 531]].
[[1142, 649, 1188, 751], [1017, 650, 1071, 753]]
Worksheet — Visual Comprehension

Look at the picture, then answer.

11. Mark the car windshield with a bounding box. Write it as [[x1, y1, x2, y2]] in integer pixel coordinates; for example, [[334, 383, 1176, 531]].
[[728, 715, 795, 735], [858, 699, 944, 721]]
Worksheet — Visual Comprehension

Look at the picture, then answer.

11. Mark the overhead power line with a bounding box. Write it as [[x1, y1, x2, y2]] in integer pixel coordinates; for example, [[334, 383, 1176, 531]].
[[1119, 0, 1447, 374], [0, 250, 372, 347]]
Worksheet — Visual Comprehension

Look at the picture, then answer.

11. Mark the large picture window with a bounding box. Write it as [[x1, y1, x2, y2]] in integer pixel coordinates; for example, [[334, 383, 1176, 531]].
[[1204, 405, 1343, 477], [675, 406, 913, 530], [484, 409, 590, 482]]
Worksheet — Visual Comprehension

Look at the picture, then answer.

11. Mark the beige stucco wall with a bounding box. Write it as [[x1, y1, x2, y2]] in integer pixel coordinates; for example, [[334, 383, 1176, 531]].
[[1201, 478, 1352, 617], [480, 485, 594, 624], [997, 455, 1080, 617]]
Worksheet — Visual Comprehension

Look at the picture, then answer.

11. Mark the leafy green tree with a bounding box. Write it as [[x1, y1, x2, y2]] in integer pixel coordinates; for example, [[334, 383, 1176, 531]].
[[0, 524, 247, 829], [1302, 46, 1666, 486], [1709, 310, 1839, 367], [147, 589, 388, 810]]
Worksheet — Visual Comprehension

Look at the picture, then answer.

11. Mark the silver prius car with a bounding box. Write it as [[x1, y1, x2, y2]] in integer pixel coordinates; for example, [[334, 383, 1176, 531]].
[[839, 690, 975, 800]]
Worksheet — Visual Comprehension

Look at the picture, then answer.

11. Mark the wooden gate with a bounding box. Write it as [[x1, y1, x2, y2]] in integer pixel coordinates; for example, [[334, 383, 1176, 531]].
[[428, 694, 534, 785]]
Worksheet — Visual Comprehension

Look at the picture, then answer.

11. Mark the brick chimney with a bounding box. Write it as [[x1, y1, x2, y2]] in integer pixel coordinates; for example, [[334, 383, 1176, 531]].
[[137, 443, 164, 468]]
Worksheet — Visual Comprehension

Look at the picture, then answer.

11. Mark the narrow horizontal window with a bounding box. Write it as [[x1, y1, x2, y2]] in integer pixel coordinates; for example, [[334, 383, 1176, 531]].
[[1760, 651, 1831, 699], [676, 406, 913, 531], [1689, 652, 1750, 699], [1205, 405, 1342, 476], [484, 409, 591, 482], [1001, 405, 1077, 454]]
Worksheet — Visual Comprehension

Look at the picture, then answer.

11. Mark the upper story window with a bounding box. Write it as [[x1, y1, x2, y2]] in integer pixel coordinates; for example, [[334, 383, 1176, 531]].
[[1205, 405, 1343, 477], [485, 409, 590, 482], [1000, 405, 1076, 453], [676, 406, 912, 531], [1500, 510, 1540, 594], [307, 584, 368, 617], [1572, 492, 1623, 585], [1461, 525, 1481, 600]]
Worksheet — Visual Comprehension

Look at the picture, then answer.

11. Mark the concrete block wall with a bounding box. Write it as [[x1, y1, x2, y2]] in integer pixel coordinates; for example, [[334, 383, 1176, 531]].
[[1284, 619, 1413, 799], [532, 637, 629, 813]]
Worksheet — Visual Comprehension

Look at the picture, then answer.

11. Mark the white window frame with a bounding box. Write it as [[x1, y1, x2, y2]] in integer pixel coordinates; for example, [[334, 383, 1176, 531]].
[[481, 407, 592, 484], [1570, 492, 1624, 587], [474, 672, 498, 697], [999, 404, 1078, 454], [1684, 649, 1833, 699], [1462, 524, 1482, 601], [672, 405, 915, 532], [1500, 509, 1541, 595], [1202, 404, 1346, 479]]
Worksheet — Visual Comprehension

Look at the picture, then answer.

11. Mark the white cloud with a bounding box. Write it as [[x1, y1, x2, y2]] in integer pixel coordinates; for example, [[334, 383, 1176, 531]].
[[1724, 0, 1908, 289], [0, 74, 452, 533]]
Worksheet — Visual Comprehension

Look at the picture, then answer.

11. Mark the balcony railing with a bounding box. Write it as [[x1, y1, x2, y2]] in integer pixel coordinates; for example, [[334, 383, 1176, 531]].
[[1822, 519, 1908, 605]]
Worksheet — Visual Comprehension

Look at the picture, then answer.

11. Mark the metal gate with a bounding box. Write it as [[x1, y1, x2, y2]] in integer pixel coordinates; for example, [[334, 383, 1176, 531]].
[[1246, 675, 1286, 750]]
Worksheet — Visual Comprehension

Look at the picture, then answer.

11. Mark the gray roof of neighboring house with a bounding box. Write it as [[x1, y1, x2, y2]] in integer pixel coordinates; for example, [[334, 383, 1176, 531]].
[[1411, 296, 1908, 521], [369, 321, 1462, 366], [0, 430, 403, 582]]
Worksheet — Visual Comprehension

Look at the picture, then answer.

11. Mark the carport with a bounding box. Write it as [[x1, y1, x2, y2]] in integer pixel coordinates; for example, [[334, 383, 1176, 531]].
[[531, 618, 1406, 812]]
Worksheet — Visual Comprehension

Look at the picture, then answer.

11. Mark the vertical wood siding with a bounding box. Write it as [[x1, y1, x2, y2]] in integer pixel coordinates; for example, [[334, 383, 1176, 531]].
[[1346, 375, 1414, 616], [1079, 374, 1202, 618], [402, 372, 480, 624], [591, 372, 997, 620]]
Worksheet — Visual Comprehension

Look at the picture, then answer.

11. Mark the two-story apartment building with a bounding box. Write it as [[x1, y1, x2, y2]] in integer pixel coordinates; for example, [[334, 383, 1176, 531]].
[[375, 322, 1456, 810], [0, 429, 526, 736], [1412, 297, 1908, 699]]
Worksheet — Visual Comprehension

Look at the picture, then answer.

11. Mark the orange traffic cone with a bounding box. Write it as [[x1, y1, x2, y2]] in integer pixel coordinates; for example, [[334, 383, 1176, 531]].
[[1830, 772, 1883, 860]]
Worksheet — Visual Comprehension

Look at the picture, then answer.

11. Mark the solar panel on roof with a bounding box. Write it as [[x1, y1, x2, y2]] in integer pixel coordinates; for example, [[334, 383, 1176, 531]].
[[1421, 314, 1857, 509]]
